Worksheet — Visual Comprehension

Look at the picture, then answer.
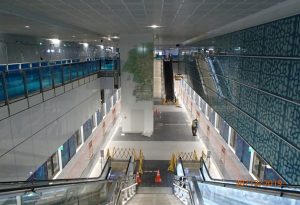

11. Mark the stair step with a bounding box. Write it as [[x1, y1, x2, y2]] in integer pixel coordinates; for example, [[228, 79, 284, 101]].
[[137, 187, 173, 194]]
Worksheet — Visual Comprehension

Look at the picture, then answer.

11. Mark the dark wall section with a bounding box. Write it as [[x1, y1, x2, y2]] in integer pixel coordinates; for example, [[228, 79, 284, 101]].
[[184, 14, 300, 185], [163, 60, 175, 101]]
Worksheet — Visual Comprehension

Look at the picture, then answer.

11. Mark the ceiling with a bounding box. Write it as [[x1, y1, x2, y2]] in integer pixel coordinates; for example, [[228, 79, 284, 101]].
[[0, 0, 291, 45]]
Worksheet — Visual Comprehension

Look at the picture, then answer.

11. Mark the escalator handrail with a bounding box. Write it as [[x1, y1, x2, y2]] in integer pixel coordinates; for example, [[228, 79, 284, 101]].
[[199, 157, 300, 195], [125, 156, 132, 176], [0, 157, 112, 191], [178, 157, 186, 176]]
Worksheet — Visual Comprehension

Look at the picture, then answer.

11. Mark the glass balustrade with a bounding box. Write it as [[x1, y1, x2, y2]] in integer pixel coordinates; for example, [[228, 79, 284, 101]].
[[0, 59, 119, 104]]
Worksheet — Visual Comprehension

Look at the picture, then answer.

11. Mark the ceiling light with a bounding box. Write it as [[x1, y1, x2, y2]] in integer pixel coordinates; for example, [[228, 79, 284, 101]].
[[72, 35, 76, 38], [146, 24, 163, 29], [112, 36, 119, 39], [108, 37, 111, 41], [25, 25, 30, 29], [97, 45, 104, 49], [80, 43, 88, 48], [48, 38, 61, 46]]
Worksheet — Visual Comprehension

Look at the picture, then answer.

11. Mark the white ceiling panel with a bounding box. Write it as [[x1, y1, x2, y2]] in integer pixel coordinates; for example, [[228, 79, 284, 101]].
[[0, 0, 294, 44]]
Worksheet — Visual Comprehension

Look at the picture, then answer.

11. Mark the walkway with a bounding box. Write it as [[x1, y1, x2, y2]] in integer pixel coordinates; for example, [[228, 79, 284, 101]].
[[88, 98, 252, 181]]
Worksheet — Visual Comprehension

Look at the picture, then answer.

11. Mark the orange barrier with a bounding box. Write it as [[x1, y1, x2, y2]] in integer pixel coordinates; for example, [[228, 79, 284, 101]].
[[155, 170, 162, 183]]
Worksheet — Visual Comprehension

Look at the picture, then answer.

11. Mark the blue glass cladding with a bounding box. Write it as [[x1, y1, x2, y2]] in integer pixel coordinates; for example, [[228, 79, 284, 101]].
[[235, 134, 251, 170], [187, 14, 300, 184], [96, 110, 103, 125], [29, 162, 48, 180], [219, 119, 229, 142], [25, 69, 41, 94], [83, 118, 93, 141], [6, 71, 25, 99], [68, 135, 76, 159], [61, 140, 70, 168]]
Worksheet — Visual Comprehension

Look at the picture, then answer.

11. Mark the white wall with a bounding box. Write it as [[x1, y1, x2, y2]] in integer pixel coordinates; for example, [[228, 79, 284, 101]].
[[120, 34, 154, 136], [0, 77, 104, 181]]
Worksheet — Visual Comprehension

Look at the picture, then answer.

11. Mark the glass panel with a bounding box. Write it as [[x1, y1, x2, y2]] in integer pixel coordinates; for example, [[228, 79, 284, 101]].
[[71, 63, 78, 80], [18, 181, 112, 205], [6, 71, 25, 99], [53, 65, 63, 87], [63, 64, 71, 83], [83, 118, 93, 141], [41, 67, 53, 90], [77, 63, 84, 78], [29, 162, 48, 180], [25, 69, 41, 94], [97, 110, 103, 125], [75, 130, 82, 148], [252, 153, 266, 181], [230, 130, 237, 149], [68, 135, 77, 159], [198, 182, 300, 205], [0, 75, 6, 102], [61, 141, 70, 168]]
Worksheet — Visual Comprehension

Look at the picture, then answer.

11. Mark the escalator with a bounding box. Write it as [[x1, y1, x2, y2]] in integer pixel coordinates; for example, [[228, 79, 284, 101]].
[[0, 156, 299, 205], [163, 59, 175, 101], [174, 157, 300, 205]]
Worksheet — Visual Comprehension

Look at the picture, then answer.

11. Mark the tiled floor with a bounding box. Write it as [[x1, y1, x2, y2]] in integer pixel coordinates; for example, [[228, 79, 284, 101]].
[[89, 98, 252, 181]]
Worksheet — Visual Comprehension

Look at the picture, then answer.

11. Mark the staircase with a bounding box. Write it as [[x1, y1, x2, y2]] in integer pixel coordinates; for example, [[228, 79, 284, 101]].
[[127, 187, 183, 205]]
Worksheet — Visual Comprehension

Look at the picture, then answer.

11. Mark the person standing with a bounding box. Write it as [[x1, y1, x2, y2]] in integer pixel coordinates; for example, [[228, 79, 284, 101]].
[[192, 118, 198, 136]]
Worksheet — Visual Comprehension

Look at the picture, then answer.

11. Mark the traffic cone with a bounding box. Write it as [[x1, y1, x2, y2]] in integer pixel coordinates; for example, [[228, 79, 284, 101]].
[[155, 170, 162, 183], [136, 172, 142, 184]]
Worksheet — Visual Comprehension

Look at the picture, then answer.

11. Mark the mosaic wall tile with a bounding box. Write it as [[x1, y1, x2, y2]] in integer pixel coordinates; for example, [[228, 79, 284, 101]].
[[238, 85, 258, 118], [278, 142, 300, 184], [254, 125, 281, 169], [293, 16, 300, 57], [283, 103, 300, 148], [186, 14, 300, 184], [257, 93, 286, 137], [287, 61, 300, 102], [259, 58, 290, 98]]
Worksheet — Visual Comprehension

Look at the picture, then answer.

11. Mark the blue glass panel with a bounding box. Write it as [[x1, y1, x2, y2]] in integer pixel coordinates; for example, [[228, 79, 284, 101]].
[[219, 119, 229, 142], [53, 65, 63, 87], [25, 69, 41, 94], [41, 62, 48, 67], [62, 60, 67, 64], [0, 75, 5, 102], [68, 135, 77, 159], [67, 60, 71, 64], [32, 62, 40, 68], [77, 63, 84, 78], [6, 71, 25, 99], [61, 140, 70, 168], [0, 64, 7, 72], [63, 65, 71, 83], [71, 64, 78, 80], [41, 67, 53, 90], [8, 64, 20, 71], [21, 63, 30, 69], [33, 162, 48, 180], [241, 142, 251, 170], [55, 61, 62, 65], [264, 167, 281, 181], [83, 118, 93, 141]]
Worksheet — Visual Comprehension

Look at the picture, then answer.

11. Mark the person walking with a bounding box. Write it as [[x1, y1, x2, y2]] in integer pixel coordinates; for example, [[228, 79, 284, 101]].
[[192, 118, 198, 136]]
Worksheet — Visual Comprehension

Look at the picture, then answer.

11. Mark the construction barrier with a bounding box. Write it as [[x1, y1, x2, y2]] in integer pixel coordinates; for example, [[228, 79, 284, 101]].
[[177, 149, 199, 161], [110, 147, 138, 160]]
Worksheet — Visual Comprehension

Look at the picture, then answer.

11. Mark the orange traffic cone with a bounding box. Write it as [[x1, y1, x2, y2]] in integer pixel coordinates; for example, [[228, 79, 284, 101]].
[[155, 170, 162, 183], [136, 172, 142, 184]]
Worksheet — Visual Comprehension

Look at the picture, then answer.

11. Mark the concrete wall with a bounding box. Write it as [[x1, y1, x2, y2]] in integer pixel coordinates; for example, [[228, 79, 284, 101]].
[[0, 77, 106, 181]]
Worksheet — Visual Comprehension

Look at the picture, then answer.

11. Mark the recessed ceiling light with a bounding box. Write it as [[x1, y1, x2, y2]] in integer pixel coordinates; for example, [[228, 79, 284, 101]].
[[146, 24, 163, 29], [112, 36, 119, 39], [25, 25, 30, 29], [72, 35, 76, 38]]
